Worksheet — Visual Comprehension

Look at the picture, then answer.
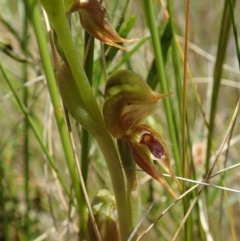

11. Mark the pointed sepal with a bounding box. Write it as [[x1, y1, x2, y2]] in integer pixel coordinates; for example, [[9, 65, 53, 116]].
[[70, 0, 138, 50], [125, 124, 181, 198]]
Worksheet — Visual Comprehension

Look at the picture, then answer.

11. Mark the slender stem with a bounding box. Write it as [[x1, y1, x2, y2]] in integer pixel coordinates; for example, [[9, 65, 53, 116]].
[[182, 0, 190, 190], [0, 64, 71, 199], [117, 139, 141, 235], [25, 0, 84, 209], [141, 0, 181, 172], [22, 17, 30, 241], [228, 0, 240, 69], [40, 1, 130, 239], [65, 109, 102, 241], [81, 33, 94, 184], [95, 135, 131, 241], [181, 1, 192, 240], [205, 0, 235, 175], [41, 0, 104, 130]]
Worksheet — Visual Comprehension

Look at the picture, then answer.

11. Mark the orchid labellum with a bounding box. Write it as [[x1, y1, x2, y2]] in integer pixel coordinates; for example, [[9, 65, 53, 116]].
[[103, 70, 181, 198]]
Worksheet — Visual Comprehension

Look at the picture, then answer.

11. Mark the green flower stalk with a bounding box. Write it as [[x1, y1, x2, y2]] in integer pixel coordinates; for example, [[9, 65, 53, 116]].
[[103, 70, 181, 198], [40, 0, 132, 239]]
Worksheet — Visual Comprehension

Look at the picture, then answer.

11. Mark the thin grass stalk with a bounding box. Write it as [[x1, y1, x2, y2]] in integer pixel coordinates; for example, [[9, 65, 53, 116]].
[[165, 4, 194, 238], [172, 100, 240, 240], [108, 36, 149, 75], [110, 0, 119, 20], [0, 64, 71, 201], [104, 0, 129, 54], [106, 15, 138, 65], [22, 4, 30, 238], [181, 1, 192, 240], [81, 33, 94, 184], [222, 187, 237, 240], [64, 110, 102, 241], [24, 0, 85, 210], [114, 0, 129, 32], [205, 0, 236, 176], [141, 0, 181, 173], [167, 0, 182, 175], [228, 0, 240, 69], [181, 0, 190, 191], [218, 110, 238, 240]]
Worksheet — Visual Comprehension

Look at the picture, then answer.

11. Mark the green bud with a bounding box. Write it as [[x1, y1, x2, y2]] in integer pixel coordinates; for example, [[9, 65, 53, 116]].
[[87, 190, 120, 241]]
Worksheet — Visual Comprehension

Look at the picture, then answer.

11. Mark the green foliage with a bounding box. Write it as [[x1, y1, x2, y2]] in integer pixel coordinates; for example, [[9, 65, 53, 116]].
[[0, 0, 240, 240]]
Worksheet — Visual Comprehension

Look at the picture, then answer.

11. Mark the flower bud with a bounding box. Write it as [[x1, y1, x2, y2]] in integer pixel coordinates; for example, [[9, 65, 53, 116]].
[[70, 0, 138, 50], [87, 189, 120, 241]]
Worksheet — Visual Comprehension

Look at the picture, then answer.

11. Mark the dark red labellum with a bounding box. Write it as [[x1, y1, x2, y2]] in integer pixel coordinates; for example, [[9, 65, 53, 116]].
[[140, 133, 165, 159]]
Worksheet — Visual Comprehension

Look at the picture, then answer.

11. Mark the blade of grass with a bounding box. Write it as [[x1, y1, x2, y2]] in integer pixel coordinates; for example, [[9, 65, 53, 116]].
[[228, 0, 240, 69], [205, 0, 236, 176], [105, 15, 137, 63], [146, 21, 173, 90], [65, 109, 102, 241], [0, 63, 72, 202], [180, 1, 192, 240], [172, 99, 240, 240], [22, 4, 30, 238], [24, 0, 85, 212], [218, 102, 238, 240], [108, 35, 149, 75], [81, 33, 94, 184], [141, 0, 181, 176]]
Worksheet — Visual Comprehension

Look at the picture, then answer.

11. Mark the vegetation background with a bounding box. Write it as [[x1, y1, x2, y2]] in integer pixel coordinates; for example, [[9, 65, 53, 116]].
[[0, 0, 240, 240]]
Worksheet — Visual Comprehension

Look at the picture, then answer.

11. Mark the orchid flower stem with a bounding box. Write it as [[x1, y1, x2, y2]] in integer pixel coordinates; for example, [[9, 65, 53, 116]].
[[40, 1, 130, 240], [118, 139, 141, 234]]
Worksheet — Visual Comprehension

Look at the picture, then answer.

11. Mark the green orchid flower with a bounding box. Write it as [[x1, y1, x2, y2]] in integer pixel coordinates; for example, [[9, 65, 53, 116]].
[[103, 70, 181, 198]]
